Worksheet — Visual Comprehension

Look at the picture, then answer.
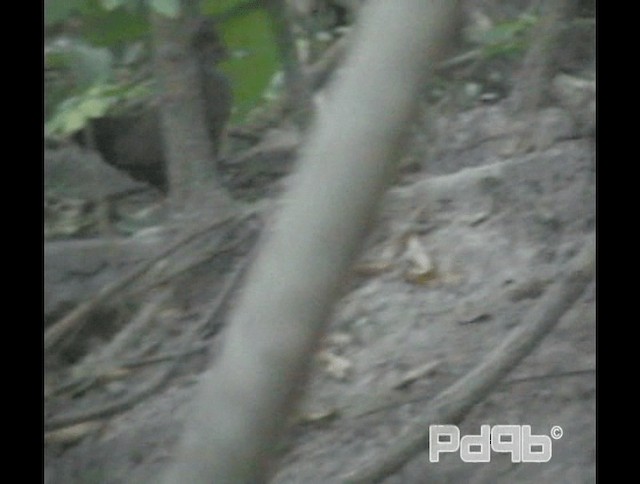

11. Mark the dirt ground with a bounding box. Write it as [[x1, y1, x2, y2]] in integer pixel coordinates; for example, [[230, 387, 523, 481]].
[[44, 94, 595, 482], [44, 5, 595, 482]]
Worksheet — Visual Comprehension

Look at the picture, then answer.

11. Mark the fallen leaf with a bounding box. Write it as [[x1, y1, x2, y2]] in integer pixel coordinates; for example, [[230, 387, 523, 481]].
[[44, 421, 103, 445], [296, 407, 339, 425], [317, 350, 352, 380], [403, 235, 437, 284]]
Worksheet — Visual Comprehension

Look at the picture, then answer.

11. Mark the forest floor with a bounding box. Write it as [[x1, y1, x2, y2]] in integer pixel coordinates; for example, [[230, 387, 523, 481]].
[[44, 8, 595, 481], [44, 95, 595, 483]]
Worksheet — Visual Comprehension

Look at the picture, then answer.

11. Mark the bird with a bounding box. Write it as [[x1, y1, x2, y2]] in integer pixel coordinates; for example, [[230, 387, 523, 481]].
[[88, 17, 233, 190]]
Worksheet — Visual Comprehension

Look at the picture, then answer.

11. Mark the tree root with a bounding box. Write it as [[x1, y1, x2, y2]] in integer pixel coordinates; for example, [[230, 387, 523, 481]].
[[343, 233, 594, 483]]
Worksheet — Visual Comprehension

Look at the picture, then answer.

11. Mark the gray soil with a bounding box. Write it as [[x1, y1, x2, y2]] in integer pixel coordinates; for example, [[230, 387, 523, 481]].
[[44, 8, 595, 479], [44, 95, 595, 482]]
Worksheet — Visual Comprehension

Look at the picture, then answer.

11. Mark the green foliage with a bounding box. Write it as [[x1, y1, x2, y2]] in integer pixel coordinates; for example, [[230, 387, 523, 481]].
[[80, 2, 150, 46], [45, 0, 150, 46], [147, 0, 180, 18], [219, 8, 280, 121], [200, 0, 279, 120], [202, 0, 252, 16], [100, 0, 127, 10], [475, 14, 538, 59], [46, 86, 115, 137], [45, 0, 282, 136], [45, 36, 152, 138], [45, 40, 115, 121], [46, 82, 153, 139], [44, 0, 86, 26], [46, 40, 105, 113]]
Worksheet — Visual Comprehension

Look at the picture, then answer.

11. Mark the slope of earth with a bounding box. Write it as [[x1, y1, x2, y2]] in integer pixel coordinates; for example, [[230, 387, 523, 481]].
[[45, 88, 595, 482]]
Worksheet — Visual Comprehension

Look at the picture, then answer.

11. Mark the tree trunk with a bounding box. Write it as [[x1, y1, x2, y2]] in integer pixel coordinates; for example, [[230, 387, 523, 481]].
[[510, 0, 577, 115], [161, 1, 461, 482], [150, 3, 233, 217]]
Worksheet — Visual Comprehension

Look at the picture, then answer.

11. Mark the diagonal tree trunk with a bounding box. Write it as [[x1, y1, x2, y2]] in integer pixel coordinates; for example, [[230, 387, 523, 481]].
[[161, 1, 461, 482]]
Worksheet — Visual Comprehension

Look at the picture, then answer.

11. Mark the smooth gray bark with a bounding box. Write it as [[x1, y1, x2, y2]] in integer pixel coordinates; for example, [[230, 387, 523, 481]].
[[162, 1, 461, 482]]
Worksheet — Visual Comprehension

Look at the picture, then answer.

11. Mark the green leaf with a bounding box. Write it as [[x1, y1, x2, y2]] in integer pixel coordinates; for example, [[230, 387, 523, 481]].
[[45, 84, 122, 138], [45, 0, 85, 25], [80, 5, 150, 46], [202, 0, 247, 16], [482, 40, 527, 59], [148, 0, 180, 18], [474, 14, 537, 61], [476, 14, 537, 47], [79, 96, 112, 117], [45, 98, 88, 137], [219, 9, 280, 121], [100, 0, 126, 10], [45, 50, 71, 71]]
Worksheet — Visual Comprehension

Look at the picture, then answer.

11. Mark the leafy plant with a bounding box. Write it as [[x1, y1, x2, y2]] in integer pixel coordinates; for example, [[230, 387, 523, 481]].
[[45, 0, 282, 138], [475, 14, 538, 59], [44, 31, 154, 139], [219, 8, 280, 121], [45, 82, 153, 139]]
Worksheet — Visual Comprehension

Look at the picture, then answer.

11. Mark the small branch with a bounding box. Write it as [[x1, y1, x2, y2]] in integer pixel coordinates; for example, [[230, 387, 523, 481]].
[[45, 362, 176, 432], [45, 225, 258, 430], [44, 211, 240, 353], [343, 366, 595, 422], [198, 241, 258, 338], [45, 299, 208, 432]]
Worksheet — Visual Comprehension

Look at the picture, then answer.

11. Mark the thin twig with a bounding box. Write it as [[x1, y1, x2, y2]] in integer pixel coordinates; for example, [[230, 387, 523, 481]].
[[46, 290, 171, 400], [44, 210, 241, 353], [45, 315, 202, 432], [44, 227, 260, 431]]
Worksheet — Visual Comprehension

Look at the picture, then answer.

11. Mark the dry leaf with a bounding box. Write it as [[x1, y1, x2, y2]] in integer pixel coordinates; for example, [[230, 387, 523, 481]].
[[44, 421, 103, 445], [296, 407, 339, 425], [317, 350, 352, 380], [403, 235, 437, 284]]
